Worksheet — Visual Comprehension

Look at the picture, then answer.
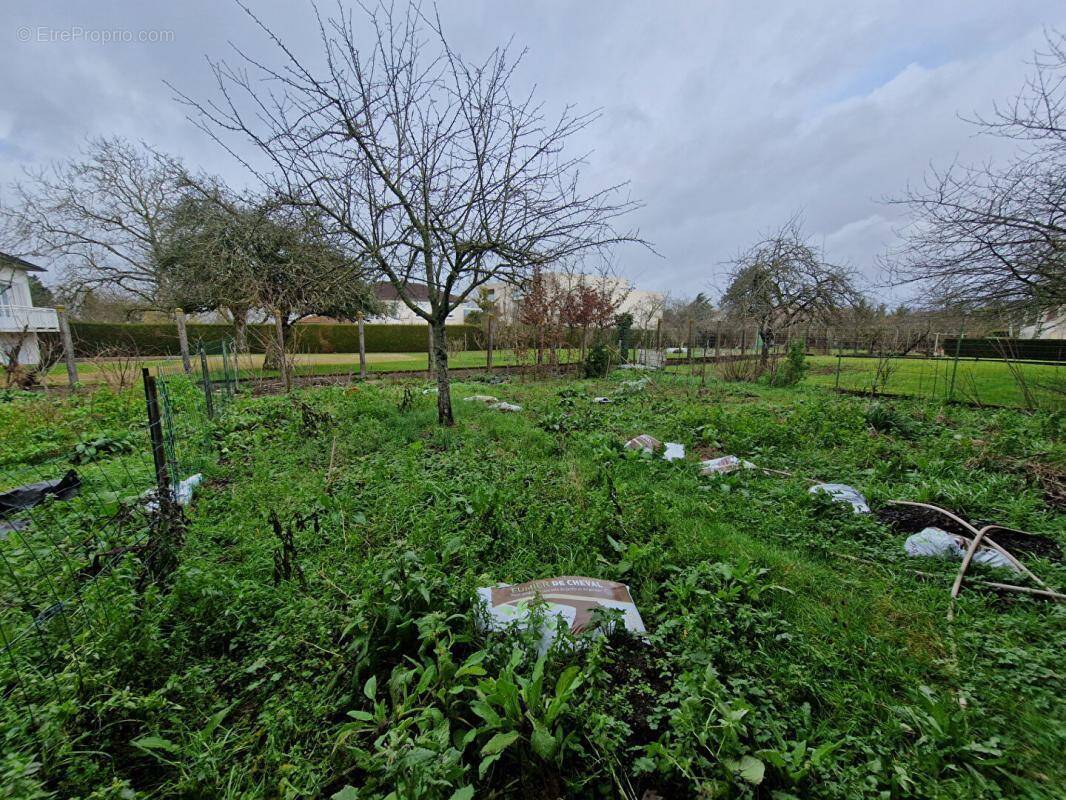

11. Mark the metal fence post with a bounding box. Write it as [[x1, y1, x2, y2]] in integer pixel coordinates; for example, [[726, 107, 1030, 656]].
[[142, 368, 170, 494], [199, 346, 215, 420], [835, 354, 842, 389], [175, 308, 192, 374], [486, 313, 494, 372], [55, 305, 78, 388]]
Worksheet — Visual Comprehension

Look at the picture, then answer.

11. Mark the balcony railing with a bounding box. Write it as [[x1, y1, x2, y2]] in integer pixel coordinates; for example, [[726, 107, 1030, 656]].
[[0, 305, 60, 333]]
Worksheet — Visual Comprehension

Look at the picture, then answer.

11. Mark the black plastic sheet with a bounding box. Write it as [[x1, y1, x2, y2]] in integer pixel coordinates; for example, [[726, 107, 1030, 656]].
[[0, 470, 81, 514]]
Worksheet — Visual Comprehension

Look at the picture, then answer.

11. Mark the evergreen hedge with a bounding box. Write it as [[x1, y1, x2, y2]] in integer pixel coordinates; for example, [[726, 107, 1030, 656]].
[[69, 322, 483, 356], [940, 337, 1066, 362]]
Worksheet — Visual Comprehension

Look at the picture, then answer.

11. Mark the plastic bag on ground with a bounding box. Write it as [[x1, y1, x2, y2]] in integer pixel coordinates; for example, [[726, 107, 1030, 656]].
[[144, 473, 203, 511], [904, 527, 965, 559], [904, 527, 1019, 571], [625, 434, 661, 454], [478, 576, 646, 654], [0, 470, 81, 514], [0, 518, 30, 538], [490, 402, 522, 412], [593, 396, 612, 404], [700, 455, 756, 476], [809, 483, 870, 514], [464, 395, 499, 404], [174, 473, 203, 506], [662, 443, 685, 461]]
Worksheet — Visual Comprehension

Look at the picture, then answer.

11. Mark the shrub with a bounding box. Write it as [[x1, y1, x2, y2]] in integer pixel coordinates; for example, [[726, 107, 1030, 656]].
[[583, 344, 612, 378], [716, 356, 764, 383], [770, 340, 809, 387]]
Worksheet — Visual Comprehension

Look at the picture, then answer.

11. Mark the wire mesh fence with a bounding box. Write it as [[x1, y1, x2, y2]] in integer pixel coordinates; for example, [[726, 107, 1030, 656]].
[[0, 338, 237, 718]]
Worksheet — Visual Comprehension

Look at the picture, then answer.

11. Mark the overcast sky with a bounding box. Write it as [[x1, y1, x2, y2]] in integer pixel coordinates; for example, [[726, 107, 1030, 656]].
[[2, 1, 1064, 302]]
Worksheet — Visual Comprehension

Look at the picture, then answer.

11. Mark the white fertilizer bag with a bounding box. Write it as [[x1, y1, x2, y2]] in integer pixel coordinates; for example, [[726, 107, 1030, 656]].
[[699, 456, 756, 476], [464, 395, 499, 404], [478, 576, 646, 653], [490, 402, 522, 412], [625, 434, 662, 454], [662, 443, 686, 461]]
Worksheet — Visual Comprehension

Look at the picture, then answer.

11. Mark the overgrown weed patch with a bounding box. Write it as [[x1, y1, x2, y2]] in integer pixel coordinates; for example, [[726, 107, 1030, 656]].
[[1, 373, 1062, 798]]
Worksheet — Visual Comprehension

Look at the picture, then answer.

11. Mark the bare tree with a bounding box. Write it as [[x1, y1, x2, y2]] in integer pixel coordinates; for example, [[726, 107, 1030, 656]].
[[722, 217, 859, 365], [176, 3, 645, 424], [559, 275, 628, 360], [0, 326, 62, 389], [886, 30, 1066, 316], [2, 137, 187, 306]]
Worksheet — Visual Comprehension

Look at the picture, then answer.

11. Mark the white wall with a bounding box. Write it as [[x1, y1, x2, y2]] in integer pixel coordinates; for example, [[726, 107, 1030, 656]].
[[367, 300, 474, 325], [0, 266, 42, 365], [0, 265, 33, 308], [1020, 307, 1066, 340]]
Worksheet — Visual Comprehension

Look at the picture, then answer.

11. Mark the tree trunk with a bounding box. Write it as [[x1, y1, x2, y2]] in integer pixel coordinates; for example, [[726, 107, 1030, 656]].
[[759, 325, 772, 366], [274, 314, 292, 392], [432, 320, 454, 426], [231, 309, 249, 355]]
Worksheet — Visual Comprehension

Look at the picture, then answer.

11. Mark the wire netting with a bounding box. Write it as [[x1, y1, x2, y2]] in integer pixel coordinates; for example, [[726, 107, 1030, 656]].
[[0, 338, 237, 715]]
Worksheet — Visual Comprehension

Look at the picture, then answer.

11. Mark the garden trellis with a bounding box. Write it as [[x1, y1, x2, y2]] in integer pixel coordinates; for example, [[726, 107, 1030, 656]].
[[0, 339, 236, 718]]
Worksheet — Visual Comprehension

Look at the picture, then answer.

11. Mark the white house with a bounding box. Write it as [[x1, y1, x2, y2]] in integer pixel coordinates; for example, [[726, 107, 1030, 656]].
[[0, 253, 59, 365], [364, 281, 477, 325], [1019, 307, 1066, 339]]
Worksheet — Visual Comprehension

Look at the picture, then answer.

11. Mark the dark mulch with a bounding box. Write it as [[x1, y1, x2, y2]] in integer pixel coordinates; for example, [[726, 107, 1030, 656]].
[[875, 504, 1061, 560]]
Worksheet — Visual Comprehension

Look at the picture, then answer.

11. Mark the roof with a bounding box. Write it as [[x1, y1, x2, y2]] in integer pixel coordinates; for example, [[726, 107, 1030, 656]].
[[373, 280, 461, 304], [0, 252, 45, 273]]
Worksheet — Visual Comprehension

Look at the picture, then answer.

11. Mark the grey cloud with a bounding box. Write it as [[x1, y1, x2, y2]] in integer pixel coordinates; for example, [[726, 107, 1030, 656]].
[[1, 0, 1063, 302]]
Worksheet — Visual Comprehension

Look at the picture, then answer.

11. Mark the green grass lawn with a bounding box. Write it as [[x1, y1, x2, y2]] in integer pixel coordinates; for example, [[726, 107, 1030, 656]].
[[43, 348, 584, 385], [1, 372, 1063, 798], [804, 355, 1064, 409]]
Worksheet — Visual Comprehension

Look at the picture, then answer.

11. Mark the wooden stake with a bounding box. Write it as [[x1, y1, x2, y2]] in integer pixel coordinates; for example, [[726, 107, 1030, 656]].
[[56, 305, 78, 388], [357, 312, 366, 379], [175, 308, 192, 374]]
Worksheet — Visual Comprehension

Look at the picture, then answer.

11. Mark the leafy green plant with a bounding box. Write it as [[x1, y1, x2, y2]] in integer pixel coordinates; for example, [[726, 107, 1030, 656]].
[[864, 400, 920, 438], [70, 433, 136, 464], [770, 340, 809, 387]]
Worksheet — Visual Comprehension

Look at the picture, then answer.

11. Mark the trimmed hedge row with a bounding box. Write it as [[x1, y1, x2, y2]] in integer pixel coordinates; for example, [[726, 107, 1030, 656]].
[[940, 337, 1066, 362], [69, 321, 484, 357]]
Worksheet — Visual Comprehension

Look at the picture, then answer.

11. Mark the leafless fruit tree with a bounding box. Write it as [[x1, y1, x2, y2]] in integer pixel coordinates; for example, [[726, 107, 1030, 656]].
[[885, 30, 1066, 317], [721, 217, 860, 365], [177, 2, 646, 424], [2, 137, 187, 307]]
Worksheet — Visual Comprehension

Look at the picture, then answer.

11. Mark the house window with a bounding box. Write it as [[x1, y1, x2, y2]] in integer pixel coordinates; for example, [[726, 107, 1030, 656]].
[[0, 282, 13, 312]]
